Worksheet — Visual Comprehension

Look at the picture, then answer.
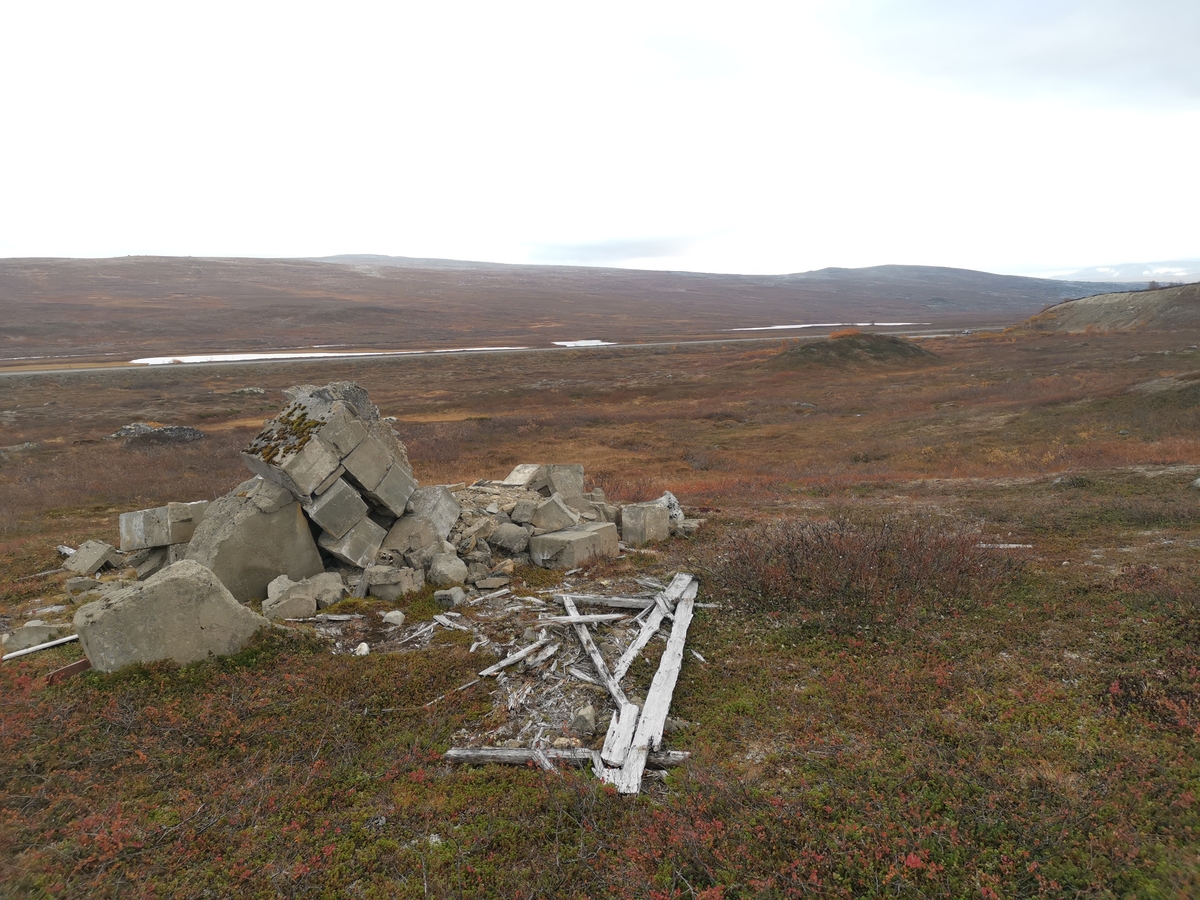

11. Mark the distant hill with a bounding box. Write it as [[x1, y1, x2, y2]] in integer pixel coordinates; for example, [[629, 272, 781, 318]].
[[1029, 282, 1200, 332], [0, 256, 1144, 364]]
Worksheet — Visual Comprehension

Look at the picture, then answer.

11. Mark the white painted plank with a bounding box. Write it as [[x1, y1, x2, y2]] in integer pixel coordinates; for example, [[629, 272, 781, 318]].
[[614, 593, 696, 794], [561, 597, 627, 707], [540, 613, 629, 626], [601, 701, 640, 766], [477, 637, 552, 677], [611, 576, 695, 682]]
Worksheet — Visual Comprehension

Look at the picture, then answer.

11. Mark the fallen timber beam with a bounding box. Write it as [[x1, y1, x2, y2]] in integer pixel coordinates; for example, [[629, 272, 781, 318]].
[[611, 574, 695, 682], [540, 613, 629, 626], [555, 593, 655, 610], [607, 590, 697, 794], [562, 597, 628, 707], [478, 637, 552, 677], [445, 747, 688, 769]]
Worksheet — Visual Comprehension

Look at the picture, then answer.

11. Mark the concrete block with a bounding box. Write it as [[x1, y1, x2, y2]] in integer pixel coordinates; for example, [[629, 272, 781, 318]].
[[434, 586, 466, 608], [74, 560, 268, 672], [510, 500, 538, 525], [186, 481, 324, 602], [2, 622, 73, 652], [621, 503, 670, 546], [342, 434, 391, 492], [489, 523, 530, 554], [406, 486, 462, 540], [428, 553, 469, 586], [313, 464, 346, 496], [120, 507, 168, 551], [364, 463, 418, 517], [318, 517, 386, 568], [545, 464, 585, 499], [64, 540, 123, 575], [317, 402, 368, 456], [382, 515, 443, 569], [500, 463, 546, 490], [304, 477, 369, 540], [241, 435, 342, 499], [135, 548, 169, 581], [529, 522, 618, 569], [366, 566, 423, 601], [531, 494, 581, 532], [262, 587, 317, 621]]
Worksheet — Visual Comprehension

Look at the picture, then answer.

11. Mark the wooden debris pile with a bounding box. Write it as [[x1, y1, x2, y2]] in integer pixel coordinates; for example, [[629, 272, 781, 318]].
[[444, 572, 704, 795]]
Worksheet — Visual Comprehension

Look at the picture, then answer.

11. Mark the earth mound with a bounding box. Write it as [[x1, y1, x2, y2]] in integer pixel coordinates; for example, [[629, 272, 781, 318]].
[[766, 331, 939, 370], [1028, 282, 1200, 332]]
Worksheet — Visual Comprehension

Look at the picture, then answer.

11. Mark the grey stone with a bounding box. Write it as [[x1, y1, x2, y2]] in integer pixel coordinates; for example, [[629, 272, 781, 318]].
[[475, 576, 510, 590], [406, 487, 462, 540], [2, 622, 72, 652], [64, 540, 123, 576], [500, 464, 546, 490], [586, 488, 606, 502], [490, 523, 530, 554], [381, 515, 443, 570], [283, 382, 380, 423], [319, 518, 386, 569], [383, 610, 406, 626], [342, 434, 391, 492], [568, 704, 597, 737], [364, 464, 418, 517], [621, 503, 670, 546], [261, 588, 317, 621], [509, 500, 538, 525], [531, 494, 581, 532], [167, 543, 189, 564], [186, 483, 324, 602], [74, 560, 268, 673], [246, 478, 295, 514], [428, 553, 469, 586], [463, 517, 495, 541], [677, 518, 706, 536], [65, 576, 100, 597], [529, 522, 619, 569], [304, 478, 369, 539], [308, 572, 349, 610], [563, 494, 597, 515], [653, 490, 686, 524], [134, 548, 169, 581], [545, 464, 585, 499], [434, 586, 466, 609], [119, 500, 209, 551]]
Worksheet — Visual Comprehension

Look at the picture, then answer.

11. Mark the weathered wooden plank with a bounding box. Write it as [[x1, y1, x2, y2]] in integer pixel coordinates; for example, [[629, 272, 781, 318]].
[[45, 657, 91, 685], [601, 701, 640, 766], [525, 641, 560, 668], [561, 597, 627, 707], [433, 614, 471, 632], [540, 613, 629, 626], [611, 575, 695, 682], [614, 592, 697, 794], [445, 746, 688, 768], [555, 593, 655, 610], [477, 637, 552, 677]]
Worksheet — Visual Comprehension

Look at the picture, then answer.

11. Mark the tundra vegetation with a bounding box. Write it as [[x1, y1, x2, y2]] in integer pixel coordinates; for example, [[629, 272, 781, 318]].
[[2, 327, 1199, 898]]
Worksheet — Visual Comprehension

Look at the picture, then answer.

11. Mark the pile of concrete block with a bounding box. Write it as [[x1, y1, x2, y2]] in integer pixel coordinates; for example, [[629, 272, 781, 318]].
[[44, 381, 709, 675]]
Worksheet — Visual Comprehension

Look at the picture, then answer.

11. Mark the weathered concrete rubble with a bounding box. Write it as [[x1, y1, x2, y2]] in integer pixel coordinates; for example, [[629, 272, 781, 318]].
[[74, 561, 269, 672], [43, 382, 707, 673]]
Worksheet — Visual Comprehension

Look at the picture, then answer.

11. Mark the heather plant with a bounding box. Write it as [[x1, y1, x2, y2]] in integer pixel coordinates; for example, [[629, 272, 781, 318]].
[[709, 517, 1018, 630]]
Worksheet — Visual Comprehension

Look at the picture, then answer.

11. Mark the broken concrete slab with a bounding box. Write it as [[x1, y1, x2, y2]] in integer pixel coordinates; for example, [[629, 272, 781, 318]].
[[365, 565, 424, 601], [653, 490, 686, 525], [63, 540, 123, 576], [545, 464, 585, 499], [489, 522, 530, 554], [406, 487, 462, 540], [621, 503, 670, 546], [119, 500, 209, 551], [509, 499, 538, 525], [363, 463, 418, 518], [531, 494, 581, 532], [429, 553, 469, 586], [529, 522, 619, 569], [304, 477, 369, 540], [500, 464, 546, 491], [317, 401, 368, 457], [434, 586, 466, 608], [2, 622, 73, 653], [319, 517, 386, 568], [74, 560, 269, 673], [381, 515, 443, 569], [186, 480, 324, 602], [262, 586, 318, 621], [65, 576, 100, 599]]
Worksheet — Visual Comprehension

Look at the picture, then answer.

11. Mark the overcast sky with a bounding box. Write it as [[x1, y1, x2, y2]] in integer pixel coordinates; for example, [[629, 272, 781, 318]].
[[1, 1, 1197, 275]]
